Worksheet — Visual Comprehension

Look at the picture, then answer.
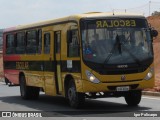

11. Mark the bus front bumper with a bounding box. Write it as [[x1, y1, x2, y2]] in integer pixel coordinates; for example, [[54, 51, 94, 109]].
[[80, 78, 154, 93]]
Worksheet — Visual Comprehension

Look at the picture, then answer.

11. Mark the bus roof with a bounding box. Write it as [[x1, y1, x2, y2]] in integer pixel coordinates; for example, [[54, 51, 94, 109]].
[[77, 12, 144, 18], [4, 12, 145, 33]]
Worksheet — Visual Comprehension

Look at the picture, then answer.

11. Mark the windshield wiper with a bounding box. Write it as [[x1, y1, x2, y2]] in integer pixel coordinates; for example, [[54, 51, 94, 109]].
[[121, 42, 141, 66], [103, 34, 142, 67], [103, 35, 122, 65]]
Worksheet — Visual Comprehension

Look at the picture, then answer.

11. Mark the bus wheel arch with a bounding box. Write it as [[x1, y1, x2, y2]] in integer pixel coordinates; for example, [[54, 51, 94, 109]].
[[64, 74, 85, 108], [19, 72, 40, 100]]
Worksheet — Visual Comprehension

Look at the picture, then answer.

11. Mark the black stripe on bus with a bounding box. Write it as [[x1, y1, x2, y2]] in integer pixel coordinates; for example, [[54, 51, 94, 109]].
[[4, 60, 81, 73]]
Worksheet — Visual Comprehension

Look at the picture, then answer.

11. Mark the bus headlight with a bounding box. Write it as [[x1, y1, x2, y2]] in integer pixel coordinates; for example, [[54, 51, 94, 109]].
[[85, 70, 100, 84], [144, 68, 154, 80]]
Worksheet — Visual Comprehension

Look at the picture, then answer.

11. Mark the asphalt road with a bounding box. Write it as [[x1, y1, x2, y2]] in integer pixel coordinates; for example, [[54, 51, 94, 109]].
[[0, 82, 160, 119]]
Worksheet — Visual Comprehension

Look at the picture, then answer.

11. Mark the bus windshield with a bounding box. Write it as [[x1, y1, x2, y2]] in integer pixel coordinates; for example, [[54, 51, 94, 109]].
[[81, 18, 153, 66]]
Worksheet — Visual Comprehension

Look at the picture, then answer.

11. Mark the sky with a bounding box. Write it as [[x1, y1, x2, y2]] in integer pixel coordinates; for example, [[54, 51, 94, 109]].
[[0, 0, 160, 29]]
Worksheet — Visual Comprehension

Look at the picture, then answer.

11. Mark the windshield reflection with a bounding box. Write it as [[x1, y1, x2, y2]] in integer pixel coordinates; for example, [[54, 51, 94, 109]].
[[82, 27, 153, 65]]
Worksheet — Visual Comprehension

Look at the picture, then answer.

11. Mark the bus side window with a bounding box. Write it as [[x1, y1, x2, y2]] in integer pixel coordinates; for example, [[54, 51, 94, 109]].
[[44, 33, 50, 54], [26, 30, 37, 54], [54, 31, 61, 54], [67, 30, 79, 57], [16, 32, 25, 54], [38, 29, 42, 54], [6, 34, 15, 54]]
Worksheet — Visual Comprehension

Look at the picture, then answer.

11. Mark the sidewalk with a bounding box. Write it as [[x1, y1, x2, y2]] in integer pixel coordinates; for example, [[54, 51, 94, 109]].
[[142, 91, 160, 97]]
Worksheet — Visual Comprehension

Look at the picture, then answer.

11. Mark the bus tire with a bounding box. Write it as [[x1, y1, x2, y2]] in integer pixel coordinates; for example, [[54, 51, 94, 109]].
[[19, 75, 40, 100], [67, 80, 85, 108], [124, 90, 142, 106]]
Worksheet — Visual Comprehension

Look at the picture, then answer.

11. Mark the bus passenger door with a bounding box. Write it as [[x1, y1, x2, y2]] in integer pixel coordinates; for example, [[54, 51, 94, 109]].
[[54, 31, 62, 94], [43, 31, 57, 96]]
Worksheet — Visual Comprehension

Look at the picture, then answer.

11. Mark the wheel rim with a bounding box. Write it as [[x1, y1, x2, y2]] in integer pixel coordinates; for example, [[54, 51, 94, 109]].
[[68, 87, 76, 104]]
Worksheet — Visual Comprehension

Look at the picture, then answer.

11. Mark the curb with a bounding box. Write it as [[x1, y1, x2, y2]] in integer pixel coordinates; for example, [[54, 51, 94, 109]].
[[142, 91, 160, 97]]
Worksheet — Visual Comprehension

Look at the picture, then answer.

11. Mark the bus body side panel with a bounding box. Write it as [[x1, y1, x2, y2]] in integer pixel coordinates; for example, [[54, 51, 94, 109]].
[[4, 69, 19, 84], [60, 22, 84, 96], [19, 54, 57, 96], [19, 54, 44, 88], [3, 55, 21, 84]]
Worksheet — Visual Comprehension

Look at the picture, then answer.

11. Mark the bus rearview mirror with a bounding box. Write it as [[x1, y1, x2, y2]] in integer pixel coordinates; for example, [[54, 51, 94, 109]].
[[151, 30, 158, 37]]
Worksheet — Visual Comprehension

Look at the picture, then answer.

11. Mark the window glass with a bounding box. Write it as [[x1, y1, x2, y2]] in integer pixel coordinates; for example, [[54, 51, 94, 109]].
[[16, 32, 25, 54], [68, 30, 79, 57], [17, 32, 25, 46], [6, 34, 15, 54], [44, 33, 50, 54], [81, 19, 153, 65], [38, 29, 42, 53], [54, 31, 61, 54], [26, 30, 37, 54]]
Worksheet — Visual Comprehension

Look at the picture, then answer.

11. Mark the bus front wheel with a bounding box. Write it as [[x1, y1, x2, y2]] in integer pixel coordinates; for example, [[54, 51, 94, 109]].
[[67, 80, 85, 108], [19, 75, 40, 100], [124, 90, 142, 106]]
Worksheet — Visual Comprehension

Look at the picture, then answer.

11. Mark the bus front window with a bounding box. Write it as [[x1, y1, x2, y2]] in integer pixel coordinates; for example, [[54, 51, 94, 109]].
[[81, 18, 153, 71]]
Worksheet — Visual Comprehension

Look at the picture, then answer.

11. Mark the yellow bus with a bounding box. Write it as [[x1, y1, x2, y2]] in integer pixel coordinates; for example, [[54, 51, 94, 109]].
[[3, 12, 158, 108]]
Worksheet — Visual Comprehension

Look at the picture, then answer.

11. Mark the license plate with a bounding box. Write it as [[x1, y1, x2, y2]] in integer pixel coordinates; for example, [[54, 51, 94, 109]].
[[116, 86, 130, 91]]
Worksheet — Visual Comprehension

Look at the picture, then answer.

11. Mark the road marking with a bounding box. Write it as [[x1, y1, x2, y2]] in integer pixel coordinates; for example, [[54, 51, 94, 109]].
[[142, 96, 160, 100]]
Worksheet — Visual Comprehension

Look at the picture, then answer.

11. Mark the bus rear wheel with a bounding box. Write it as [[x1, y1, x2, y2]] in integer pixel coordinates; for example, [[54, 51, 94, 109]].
[[124, 90, 142, 106], [67, 80, 85, 108], [19, 75, 40, 100]]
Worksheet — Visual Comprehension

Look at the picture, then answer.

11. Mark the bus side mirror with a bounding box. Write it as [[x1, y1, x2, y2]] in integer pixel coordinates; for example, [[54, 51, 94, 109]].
[[67, 30, 72, 43], [151, 30, 158, 37]]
